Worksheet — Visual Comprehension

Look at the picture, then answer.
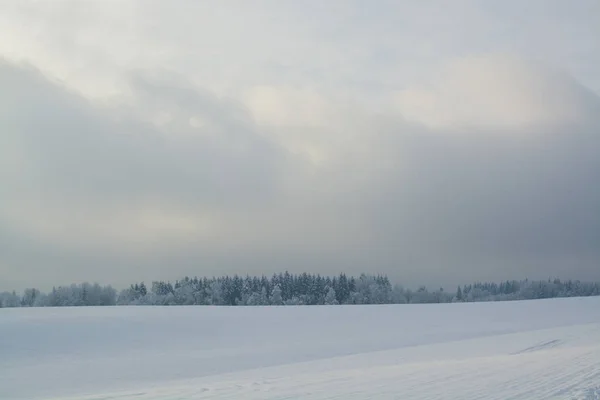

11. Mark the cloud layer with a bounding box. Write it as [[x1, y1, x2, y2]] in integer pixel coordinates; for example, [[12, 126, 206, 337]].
[[1, 1, 600, 290]]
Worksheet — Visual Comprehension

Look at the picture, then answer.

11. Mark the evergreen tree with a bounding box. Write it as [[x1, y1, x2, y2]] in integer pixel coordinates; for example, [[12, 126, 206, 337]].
[[139, 282, 147, 296], [324, 286, 338, 305], [259, 286, 269, 305], [271, 285, 283, 305], [456, 286, 463, 301]]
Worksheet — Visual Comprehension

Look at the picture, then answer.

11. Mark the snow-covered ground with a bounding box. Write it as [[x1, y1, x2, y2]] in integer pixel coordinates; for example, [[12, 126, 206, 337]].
[[1, 297, 599, 399]]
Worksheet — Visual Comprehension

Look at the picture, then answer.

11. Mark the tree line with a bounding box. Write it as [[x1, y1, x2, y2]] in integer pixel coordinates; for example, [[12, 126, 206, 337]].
[[1, 273, 599, 308]]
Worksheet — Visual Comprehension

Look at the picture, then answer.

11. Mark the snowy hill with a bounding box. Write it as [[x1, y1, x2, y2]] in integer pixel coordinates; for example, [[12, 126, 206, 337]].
[[1, 297, 599, 399]]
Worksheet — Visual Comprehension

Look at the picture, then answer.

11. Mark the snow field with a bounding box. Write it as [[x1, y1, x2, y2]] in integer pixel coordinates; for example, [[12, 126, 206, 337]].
[[1, 296, 599, 399]]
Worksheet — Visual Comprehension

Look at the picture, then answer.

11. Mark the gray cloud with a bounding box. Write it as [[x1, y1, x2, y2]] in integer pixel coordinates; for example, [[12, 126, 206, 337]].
[[1, 61, 284, 208], [0, 61, 293, 288], [1, 2, 600, 291], [358, 126, 600, 283]]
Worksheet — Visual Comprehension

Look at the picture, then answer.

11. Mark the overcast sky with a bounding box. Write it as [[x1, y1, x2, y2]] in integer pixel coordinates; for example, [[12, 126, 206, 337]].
[[1, 1, 600, 291]]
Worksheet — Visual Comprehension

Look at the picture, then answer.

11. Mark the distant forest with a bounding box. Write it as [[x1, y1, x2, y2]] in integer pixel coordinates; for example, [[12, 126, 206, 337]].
[[1, 272, 599, 308]]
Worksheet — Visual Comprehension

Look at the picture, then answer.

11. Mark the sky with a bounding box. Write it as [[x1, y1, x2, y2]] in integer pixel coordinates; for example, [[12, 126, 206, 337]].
[[1, 0, 600, 291]]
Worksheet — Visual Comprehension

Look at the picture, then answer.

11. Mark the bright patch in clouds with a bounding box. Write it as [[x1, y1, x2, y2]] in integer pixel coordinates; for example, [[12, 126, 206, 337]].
[[395, 55, 594, 130]]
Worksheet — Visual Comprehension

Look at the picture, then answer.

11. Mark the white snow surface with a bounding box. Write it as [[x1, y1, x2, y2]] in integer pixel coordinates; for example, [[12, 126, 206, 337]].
[[1, 297, 600, 399]]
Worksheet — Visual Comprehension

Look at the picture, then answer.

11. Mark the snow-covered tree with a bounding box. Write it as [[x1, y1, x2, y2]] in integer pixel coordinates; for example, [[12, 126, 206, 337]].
[[283, 296, 305, 305], [271, 285, 283, 305], [33, 293, 49, 307], [21, 288, 40, 307], [174, 279, 196, 305], [2, 273, 599, 308], [324, 286, 338, 305], [209, 281, 224, 305], [390, 284, 407, 304], [259, 286, 269, 305], [455, 286, 463, 302], [0, 291, 20, 307]]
